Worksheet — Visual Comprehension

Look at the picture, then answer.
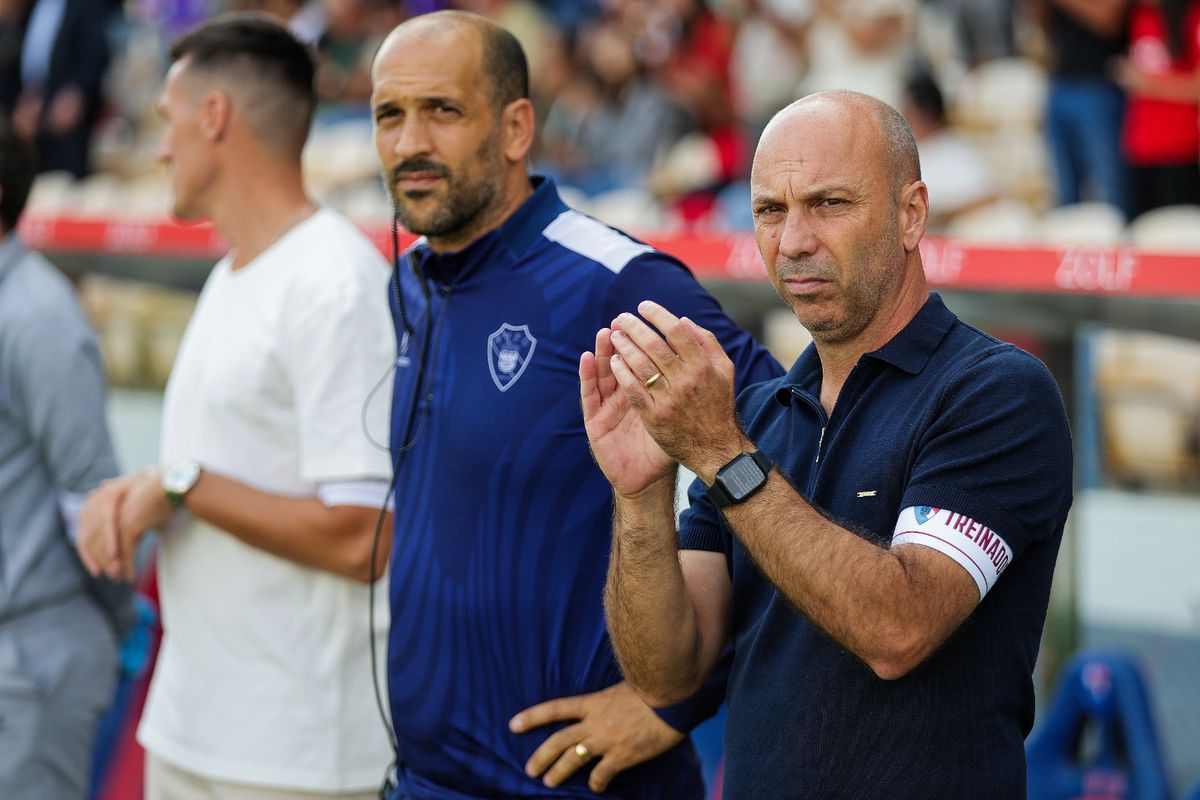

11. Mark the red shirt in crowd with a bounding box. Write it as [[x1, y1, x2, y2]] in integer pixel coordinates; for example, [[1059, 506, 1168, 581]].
[[1122, 1, 1200, 165]]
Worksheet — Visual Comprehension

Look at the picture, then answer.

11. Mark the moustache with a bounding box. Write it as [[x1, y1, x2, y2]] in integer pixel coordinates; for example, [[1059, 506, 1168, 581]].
[[390, 159, 450, 183], [774, 258, 836, 283]]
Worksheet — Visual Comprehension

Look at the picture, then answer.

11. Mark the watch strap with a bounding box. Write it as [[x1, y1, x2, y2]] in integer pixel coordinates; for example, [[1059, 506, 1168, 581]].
[[163, 458, 201, 508]]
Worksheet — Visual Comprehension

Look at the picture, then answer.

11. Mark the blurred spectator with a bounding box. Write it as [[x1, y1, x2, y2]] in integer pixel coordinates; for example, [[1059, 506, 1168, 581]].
[[0, 2, 23, 90], [236, 0, 327, 43], [526, 20, 574, 137], [0, 0, 114, 177], [132, 0, 212, 41], [932, 0, 1016, 66], [649, 0, 748, 224], [286, 0, 327, 42], [536, 0, 603, 34], [1040, 0, 1131, 216], [901, 68, 999, 230], [539, 14, 689, 195], [314, 0, 405, 107], [800, 0, 916, 109], [1118, 0, 1200, 217], [729, 0, 812, 138]]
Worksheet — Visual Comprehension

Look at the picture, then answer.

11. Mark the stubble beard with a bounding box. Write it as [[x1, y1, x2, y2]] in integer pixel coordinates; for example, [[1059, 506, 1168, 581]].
[[389, 131, 504, 243], [780, 216, 902, 346]]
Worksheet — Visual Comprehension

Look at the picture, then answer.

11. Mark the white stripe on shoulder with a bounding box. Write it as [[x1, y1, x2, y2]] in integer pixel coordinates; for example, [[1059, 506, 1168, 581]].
[[542, 210, 653, 274]]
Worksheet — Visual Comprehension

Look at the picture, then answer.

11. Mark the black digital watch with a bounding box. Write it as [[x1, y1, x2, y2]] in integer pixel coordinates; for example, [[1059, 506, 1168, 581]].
[[706, 450, 772, 508]]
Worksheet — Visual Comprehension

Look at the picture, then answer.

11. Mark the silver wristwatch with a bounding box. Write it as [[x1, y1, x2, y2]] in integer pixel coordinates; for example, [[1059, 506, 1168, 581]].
[[162, 458, 202, 508]]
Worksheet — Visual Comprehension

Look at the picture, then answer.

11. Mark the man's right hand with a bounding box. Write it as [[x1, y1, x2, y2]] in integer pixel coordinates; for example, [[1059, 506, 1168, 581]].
[[77, 470, 163, 581], [579, 327, 676, 499]]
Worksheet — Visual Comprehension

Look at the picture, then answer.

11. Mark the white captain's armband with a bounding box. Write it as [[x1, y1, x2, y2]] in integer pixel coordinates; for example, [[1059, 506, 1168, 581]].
[[891, 506, 1013, 599]]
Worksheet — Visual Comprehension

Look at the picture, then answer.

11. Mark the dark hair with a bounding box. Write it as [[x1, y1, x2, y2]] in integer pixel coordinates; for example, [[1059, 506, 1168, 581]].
[[478, 20, 529, 111], [0, 114, 35, 232], [402, 11, 529, 111], [903, 70, 946, 127], [169, 13, 316, 152]]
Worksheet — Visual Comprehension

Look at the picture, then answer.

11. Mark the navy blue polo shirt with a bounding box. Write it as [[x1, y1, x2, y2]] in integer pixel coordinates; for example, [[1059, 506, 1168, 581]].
[[680, 294, 1073, 800]]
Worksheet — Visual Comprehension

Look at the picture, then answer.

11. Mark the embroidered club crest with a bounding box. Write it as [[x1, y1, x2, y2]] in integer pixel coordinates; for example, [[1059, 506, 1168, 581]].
[[487, 323, 537, 392], [914, 506, 937, 525]]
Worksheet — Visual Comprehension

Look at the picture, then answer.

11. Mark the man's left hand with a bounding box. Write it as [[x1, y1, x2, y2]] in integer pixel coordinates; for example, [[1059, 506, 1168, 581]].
[[609, 300, 745, 480], [509, 681, 685, 793]]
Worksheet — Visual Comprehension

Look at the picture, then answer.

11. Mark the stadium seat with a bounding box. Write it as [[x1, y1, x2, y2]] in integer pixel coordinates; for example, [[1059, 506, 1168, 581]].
[[1026, 650, 1171, 800], [1126, 205, 1200, 252], [954, 57, 1047, 132], [945, 198, 1040, 243], [1040, 203, 1127, 247]]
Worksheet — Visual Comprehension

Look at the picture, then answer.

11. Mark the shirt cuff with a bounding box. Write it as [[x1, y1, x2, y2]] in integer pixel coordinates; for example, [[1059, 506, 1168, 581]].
[[679, 521, 725, 552], [58, 490, 86, 543]]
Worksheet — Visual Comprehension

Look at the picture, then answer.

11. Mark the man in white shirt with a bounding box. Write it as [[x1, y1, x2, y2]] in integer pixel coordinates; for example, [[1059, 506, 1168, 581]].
[[76, 14, 396, 799]]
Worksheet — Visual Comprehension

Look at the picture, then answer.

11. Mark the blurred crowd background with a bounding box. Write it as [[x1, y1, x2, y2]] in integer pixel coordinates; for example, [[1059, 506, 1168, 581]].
[[2, 0, 1199, 246], [3, 5, 1200, 794]]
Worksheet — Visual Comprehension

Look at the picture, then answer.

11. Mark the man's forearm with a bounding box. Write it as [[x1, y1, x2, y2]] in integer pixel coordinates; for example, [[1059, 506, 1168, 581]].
[[185, 471, 390, 582], [715, 473, 975, 679], [1132, 71, 1200, 102], [605, 479, 708, 706]]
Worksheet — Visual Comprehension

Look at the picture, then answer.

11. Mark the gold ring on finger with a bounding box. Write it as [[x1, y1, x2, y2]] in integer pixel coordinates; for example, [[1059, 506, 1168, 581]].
[[644, 372, 662, 389], [574, 742, 592, 761]]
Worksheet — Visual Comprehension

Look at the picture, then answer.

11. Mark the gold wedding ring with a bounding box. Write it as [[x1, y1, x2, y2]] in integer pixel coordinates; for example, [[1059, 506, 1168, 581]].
[[644, 372, 662, 389], [574, 742, 592, 760]]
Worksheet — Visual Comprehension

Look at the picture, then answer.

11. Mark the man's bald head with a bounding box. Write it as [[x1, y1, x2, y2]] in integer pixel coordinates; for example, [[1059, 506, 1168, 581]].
[[169, 13, 315, 158], [378, 11, 528, 115], [761, 91, 921, 200]]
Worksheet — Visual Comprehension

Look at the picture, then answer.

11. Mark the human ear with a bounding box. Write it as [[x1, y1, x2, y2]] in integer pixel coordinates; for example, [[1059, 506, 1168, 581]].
[[501, 98, 535, 164], [898, 180, 929, 252], [200, 90, 232, 142]]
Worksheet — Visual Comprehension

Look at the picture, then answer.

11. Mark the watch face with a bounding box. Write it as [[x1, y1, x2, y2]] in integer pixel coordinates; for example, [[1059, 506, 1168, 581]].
[[164, 460, 200, 494], [720, 454, 767, 501]]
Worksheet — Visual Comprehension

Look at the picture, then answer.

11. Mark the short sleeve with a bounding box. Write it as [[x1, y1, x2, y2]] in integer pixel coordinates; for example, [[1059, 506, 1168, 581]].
[[678, 475, 727, 553], [282, 252, 395, 484], [653, 648, 731, 732], [901, 347, 1073, 566]]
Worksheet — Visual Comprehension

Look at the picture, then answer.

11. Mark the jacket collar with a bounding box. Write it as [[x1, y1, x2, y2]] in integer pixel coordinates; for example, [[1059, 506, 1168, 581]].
[[409, 176, 566, 284]]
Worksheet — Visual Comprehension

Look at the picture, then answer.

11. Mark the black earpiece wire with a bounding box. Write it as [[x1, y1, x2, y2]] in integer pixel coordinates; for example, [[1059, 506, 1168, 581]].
[[369, 210, 434, 796]]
